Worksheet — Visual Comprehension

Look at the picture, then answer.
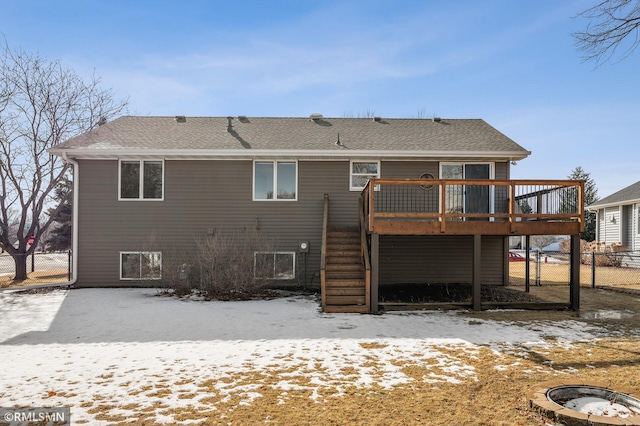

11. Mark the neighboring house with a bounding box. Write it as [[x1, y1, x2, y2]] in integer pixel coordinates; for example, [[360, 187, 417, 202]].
[[48, 115, 584, 312], [587, 180, 640, 267]]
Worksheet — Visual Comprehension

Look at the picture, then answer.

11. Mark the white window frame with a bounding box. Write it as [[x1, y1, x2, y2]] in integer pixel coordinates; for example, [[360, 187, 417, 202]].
[[252, 160, 298, 201], [119, 251, 162, 280], [439, 162, 495, 180], [118, 159, 165, 201], [254, 251, 296, 280], [350, 160, 380, 191]]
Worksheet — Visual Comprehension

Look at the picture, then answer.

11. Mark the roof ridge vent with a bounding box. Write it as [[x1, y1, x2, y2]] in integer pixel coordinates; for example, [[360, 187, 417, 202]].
[[310, 113, 323, 121], [175, 115, 186, 123]]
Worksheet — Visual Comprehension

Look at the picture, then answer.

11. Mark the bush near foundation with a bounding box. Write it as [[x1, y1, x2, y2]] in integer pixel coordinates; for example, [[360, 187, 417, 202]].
[[160, 229, 277, 300]]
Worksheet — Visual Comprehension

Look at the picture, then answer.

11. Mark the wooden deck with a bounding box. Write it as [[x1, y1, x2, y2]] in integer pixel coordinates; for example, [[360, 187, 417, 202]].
[[320, 179, 585, 314], [362, 179, 584, 236]]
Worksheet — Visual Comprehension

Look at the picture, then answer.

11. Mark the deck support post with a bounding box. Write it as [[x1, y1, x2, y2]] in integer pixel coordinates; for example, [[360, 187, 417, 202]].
[[570, 234, 580, 311], [371, 233, 379, 313], [503, 236, 509, 286], [473, 234, 482, 311]]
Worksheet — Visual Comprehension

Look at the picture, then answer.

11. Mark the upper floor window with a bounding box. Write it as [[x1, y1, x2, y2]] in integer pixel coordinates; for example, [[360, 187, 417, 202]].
[[350, 161, 380, 191], [253, 161, 297, 201], [119, 160, 164, 200]]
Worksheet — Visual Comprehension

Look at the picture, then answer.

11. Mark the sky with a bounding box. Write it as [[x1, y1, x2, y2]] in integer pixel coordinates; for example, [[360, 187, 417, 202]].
[[1, 0, 638, 197]]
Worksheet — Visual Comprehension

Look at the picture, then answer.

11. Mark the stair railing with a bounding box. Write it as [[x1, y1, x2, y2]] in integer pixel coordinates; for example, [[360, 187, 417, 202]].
[[359, 195, 372, 313], [320, 194, 329, 310]]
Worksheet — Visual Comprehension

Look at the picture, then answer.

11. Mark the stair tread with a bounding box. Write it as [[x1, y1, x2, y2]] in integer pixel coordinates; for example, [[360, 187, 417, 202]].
[[325, 281, 366, 287]]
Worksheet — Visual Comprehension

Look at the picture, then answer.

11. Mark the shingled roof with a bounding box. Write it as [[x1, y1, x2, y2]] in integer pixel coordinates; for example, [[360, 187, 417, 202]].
[[588, 180, 640, 209], [49, 115, 531, 160]]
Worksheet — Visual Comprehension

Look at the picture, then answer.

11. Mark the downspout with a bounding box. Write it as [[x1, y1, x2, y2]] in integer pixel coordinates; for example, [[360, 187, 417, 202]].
[[62, 152, 79, 286]]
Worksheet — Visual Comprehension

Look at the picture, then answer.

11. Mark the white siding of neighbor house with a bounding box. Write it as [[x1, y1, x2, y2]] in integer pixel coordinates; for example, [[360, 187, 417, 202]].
[[626, 203, 640, 268], [597, 208, 605, 242], [595, 203, 640, 268], [635, 203, 640, 252], [602, 206, 621, 244], [622, 205, 633, 248]]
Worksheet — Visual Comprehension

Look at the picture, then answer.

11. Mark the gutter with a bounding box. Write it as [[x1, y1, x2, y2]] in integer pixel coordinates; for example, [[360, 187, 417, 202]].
[[61, 152, 79, 287], [586, 199, 640, 211], [48, 148, 532, 162]]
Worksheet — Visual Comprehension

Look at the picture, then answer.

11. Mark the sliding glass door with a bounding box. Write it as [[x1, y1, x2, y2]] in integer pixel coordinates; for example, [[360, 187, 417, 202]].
[[441, 163, 492, 219]]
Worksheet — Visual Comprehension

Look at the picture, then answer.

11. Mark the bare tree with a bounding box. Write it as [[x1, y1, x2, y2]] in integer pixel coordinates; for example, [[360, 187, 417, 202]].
[[574, 0, 640, 65], [0, 42, 127, 281], [341, 109, 377, 118], [531, 235, 559, 251]]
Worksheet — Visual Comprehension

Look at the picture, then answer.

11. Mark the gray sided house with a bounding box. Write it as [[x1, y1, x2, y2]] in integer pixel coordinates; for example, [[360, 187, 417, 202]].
[[587, 180, 640, 267], [49, 115, 585, 313]]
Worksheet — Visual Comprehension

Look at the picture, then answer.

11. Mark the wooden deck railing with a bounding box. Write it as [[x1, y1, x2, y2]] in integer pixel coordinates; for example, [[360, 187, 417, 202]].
[[362, 179, 584, 236]]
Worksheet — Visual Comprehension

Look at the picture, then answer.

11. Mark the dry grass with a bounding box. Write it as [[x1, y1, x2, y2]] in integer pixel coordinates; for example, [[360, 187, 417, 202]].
[[78, 337, 640, 425], [0, 269, 69, 288]]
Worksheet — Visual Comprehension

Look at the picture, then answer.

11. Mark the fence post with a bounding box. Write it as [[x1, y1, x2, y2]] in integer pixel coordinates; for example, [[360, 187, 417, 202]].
[[525, 235, 531, 293], [591, 251, 596, 289], [535, 250, 541, 286], [68, 250, 72, 281], [31, 251, 35, 273]]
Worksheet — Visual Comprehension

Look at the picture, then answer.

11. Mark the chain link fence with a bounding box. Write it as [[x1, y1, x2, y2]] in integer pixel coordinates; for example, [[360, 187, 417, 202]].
[[509, 250, 640, 290], [0, 251, 72, 287]]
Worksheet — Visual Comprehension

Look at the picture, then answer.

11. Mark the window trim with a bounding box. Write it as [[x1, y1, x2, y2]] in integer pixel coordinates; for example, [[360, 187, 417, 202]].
[[118, 159, 165, 201], [350, 160, 380, 191], [253, 251, 296, 280], [439, 162, 495, 180], [119, 251, 162, 280], [252, 160, 298, 201]]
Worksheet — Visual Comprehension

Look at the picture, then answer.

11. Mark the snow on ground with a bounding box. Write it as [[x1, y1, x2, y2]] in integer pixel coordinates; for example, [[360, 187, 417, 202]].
[[0, 288, 604, 424]]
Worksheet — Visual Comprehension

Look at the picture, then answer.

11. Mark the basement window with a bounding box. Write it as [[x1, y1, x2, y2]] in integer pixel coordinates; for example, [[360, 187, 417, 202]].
[[254, 252, 295, 279], [120, 252, 162, 280]]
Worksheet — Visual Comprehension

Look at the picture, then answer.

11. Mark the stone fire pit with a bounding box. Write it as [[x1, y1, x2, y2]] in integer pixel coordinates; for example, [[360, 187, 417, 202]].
[[529, 381, 640, 425]]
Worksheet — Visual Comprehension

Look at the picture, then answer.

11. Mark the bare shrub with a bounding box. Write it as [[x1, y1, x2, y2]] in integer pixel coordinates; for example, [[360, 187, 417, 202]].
[[193, 228, 276, 300], [157, 248, 194, 297], [562, 239, 628, 266], [594, 243, 627, 267]]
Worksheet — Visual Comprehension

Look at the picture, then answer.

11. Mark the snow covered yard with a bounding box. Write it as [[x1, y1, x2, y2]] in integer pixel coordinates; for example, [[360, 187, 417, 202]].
[[0, 288, 638, 425]]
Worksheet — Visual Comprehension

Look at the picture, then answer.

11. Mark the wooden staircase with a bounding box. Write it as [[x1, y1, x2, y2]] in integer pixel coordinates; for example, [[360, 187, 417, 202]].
[[322, 226, 369, 313]]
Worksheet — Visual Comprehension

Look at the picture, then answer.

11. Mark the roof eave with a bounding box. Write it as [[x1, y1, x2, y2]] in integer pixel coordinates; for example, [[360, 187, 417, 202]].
[[49, 148, 531, 161], [587, 199, 640, 211]]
